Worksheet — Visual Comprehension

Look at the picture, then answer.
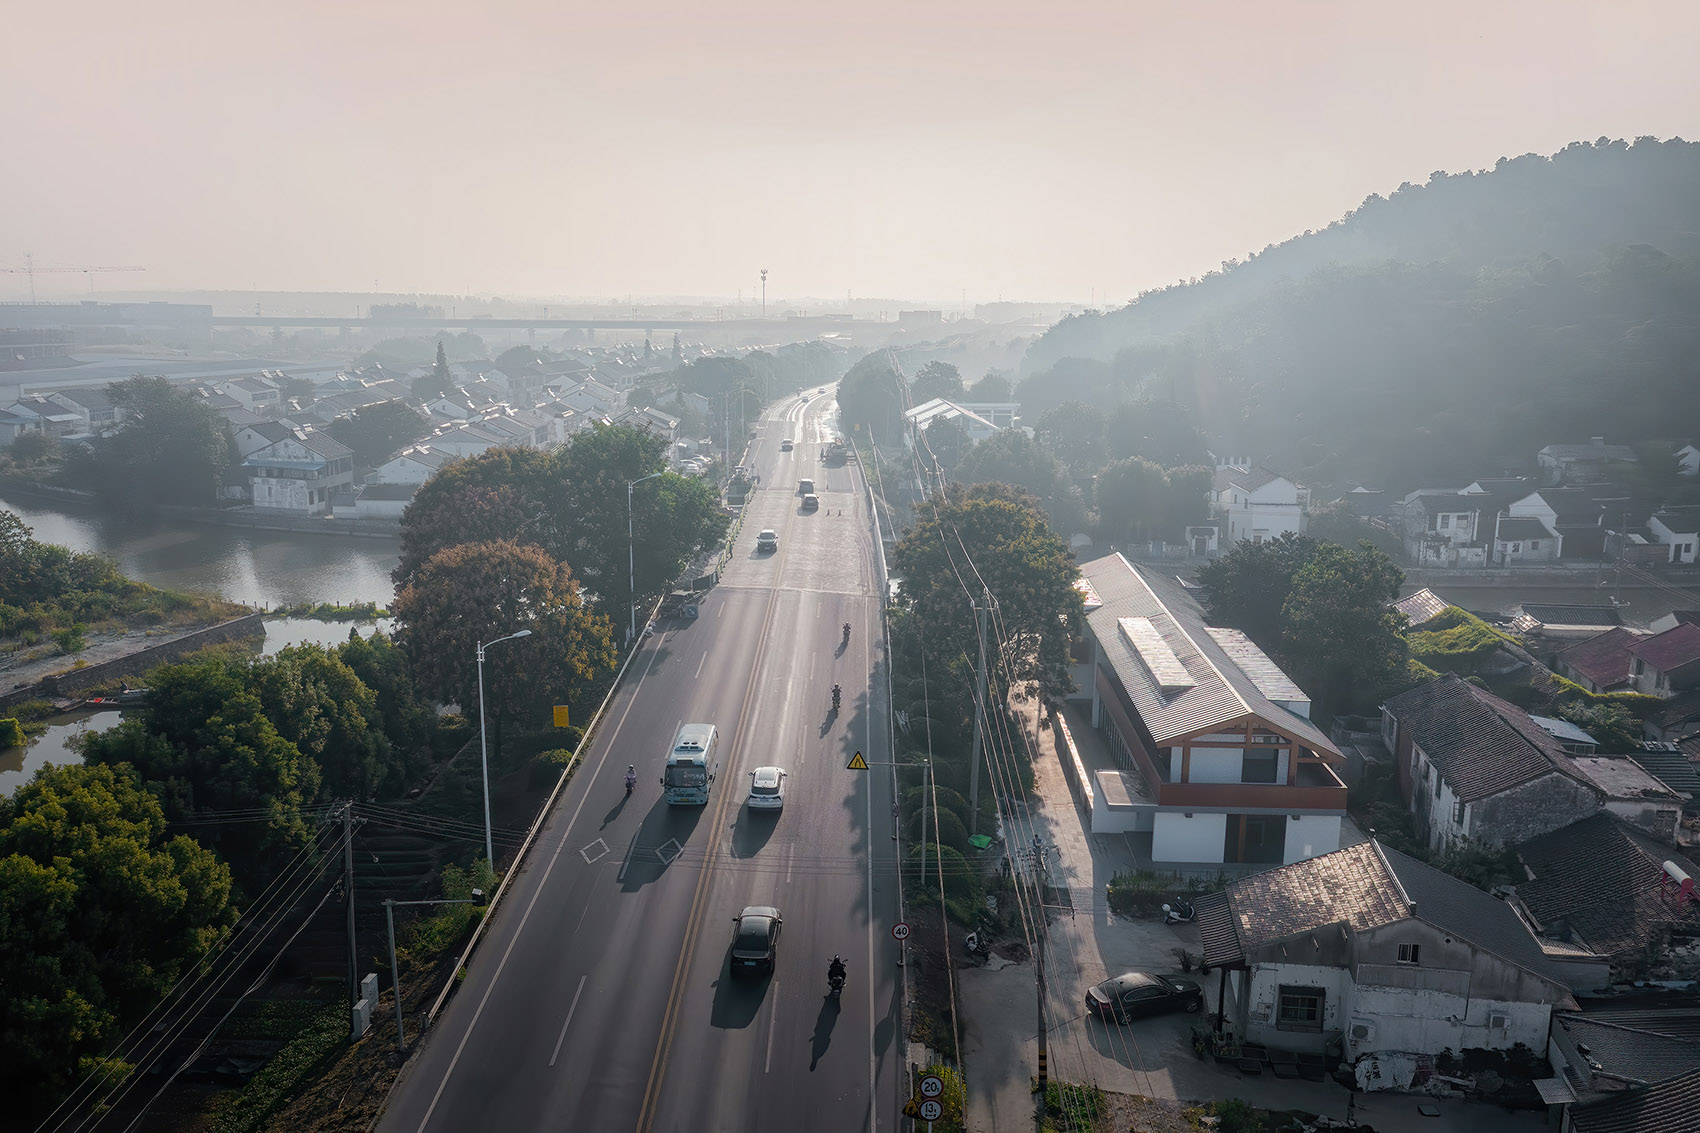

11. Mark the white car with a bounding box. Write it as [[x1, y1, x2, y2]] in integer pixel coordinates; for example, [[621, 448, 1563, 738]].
[[756, 528, 778, 553], [748, 766, 786, 810]]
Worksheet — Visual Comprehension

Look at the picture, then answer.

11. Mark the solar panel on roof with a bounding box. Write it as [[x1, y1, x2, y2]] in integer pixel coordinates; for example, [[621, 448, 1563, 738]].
[[1119, 616, 1195, 693]]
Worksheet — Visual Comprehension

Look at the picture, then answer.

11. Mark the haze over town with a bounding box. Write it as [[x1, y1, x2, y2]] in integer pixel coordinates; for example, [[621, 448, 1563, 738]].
[[7, 0, 1700, 303]]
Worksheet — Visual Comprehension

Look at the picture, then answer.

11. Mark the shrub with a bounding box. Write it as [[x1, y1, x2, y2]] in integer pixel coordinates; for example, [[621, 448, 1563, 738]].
[[1040, 1080, 1102, 1131], [0, 718, 24, 748], [52, 625, 89, 654]]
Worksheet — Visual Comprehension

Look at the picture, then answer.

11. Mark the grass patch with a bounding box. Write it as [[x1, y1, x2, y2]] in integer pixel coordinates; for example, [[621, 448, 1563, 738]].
[[1407, 606, 1516, 675], [1040, 1080, 1104, 1131], [205, 1003, 345, 1133]]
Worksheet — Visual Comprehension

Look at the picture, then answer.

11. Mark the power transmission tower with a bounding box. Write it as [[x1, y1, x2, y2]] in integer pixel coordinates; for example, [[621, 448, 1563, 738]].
[[1, 254, 145, 302]]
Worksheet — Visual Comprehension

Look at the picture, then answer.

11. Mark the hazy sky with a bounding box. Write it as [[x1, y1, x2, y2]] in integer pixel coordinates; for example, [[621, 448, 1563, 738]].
[[6, 1, 1699, 306]]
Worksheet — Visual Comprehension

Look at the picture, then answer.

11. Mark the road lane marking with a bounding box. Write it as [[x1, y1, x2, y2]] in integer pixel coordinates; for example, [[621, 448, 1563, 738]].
[[410, 637, 668, 1131], [695, 649, 708, 679], [579, 839, 609, 865], [547, 975, 587, 1067], [656, 838, 682, 865], [764, 981, 780, 1074], [786, 843, 795, 884]]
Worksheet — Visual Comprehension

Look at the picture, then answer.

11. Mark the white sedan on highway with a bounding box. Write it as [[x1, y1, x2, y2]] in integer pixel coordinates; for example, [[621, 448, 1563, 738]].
[[747, 766, 787, 811]]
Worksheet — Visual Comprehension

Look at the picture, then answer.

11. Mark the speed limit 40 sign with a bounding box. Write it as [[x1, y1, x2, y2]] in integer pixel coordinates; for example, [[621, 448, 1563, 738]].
[[891, 922, 911, 942]]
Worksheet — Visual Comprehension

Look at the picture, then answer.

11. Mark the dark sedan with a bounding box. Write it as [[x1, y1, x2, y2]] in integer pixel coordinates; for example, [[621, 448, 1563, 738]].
[[730, 906, 782, 977], [1085, 972, 1202, 1023]]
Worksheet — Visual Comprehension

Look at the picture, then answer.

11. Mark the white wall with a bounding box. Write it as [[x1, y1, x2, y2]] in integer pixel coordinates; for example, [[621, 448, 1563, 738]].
[[1188, 749, 1244, 784], [1283, 815, 1341, 864], [1240, 964, 1354, 1050], [1350, 983, 1549, 1057], [1153, 811, 1226, 863]]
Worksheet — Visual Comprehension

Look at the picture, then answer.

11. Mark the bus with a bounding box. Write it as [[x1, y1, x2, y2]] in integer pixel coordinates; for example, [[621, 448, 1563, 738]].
[[662, 723, 718, 805]]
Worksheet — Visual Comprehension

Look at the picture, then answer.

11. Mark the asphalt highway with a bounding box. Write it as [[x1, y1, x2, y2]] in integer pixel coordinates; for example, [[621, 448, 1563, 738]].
[[378, 392, 905, 1133]]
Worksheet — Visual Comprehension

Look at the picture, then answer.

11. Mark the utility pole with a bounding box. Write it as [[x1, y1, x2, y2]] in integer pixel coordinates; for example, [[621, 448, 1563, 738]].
[[1032, 836, 1049, 1092], [966, 590, 993, 836], [343, 802, 357, 1010], [760, 269, 768, 318]]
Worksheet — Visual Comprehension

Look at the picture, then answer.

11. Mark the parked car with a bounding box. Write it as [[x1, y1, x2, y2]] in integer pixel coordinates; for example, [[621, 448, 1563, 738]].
[[756, 528, 778, 553], [731, 906, 783, 976], [802, 494, 819, 511], [747, 766, 786, 810], [1085, 972, 1202, 1023]]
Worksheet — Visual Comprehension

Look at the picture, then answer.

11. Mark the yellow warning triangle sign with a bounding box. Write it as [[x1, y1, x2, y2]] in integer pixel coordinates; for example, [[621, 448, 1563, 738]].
[[846, 751, 869, 771]]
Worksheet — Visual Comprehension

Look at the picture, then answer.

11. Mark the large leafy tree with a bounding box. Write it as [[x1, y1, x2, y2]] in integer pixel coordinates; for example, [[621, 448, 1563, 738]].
[[1196, 533, 1323, 655], [324, 400, 429, 467], [890, 483, 1083, 699], [338, 629, 436, 777], [78, 657, 320, 890], [1280, 541, 1409, 716], [955, 429, 1067, 503], [1095, 457, 1169, 541], [837, 351, 908, 442], [251, 644, 389, 801], [911, 360, 966, 403], [391, 539, 617, 729], [395, 446, 556, 586], [1034, 399, 1107, 478], [70, 376, 232, 506], [0, 763, 234, 1119]]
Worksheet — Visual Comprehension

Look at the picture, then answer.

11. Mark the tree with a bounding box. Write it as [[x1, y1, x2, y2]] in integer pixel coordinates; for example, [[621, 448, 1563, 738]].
[[920, 417, 971, 480], [391, 539, 617, 730], [837, 351, 908, 442], [78, 656, 320, 891], [1197, 533, 1324, 654], [251, 644, 390, 801], [912, 360, 965, 403], [967, 371, 1012, 401], [0, 763, 234, 1120], [70, 377, 232, 507], [890, 483, 1083, 699], [1280, 541, 1409, 716], [395, 446, 556, 587], [414, 341, 456, 399], [323, 400, 429, 467], [1034, 400, 1106, 477], [955, 429, 1067, 504], [337, 629, 435, 788], [1556, 700, 1639, 752], [9, 431, 58, 465], [1095, 457, 1169, 542]]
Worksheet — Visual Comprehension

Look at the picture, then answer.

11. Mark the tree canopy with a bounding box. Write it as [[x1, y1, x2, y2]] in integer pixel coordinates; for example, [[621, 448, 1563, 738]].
[[66, 376, 232, 507], [324, 399, 429, 466], [390, 539, 616, 728], [0, 763, 234, 1119], [890, 483, 1083, 699]]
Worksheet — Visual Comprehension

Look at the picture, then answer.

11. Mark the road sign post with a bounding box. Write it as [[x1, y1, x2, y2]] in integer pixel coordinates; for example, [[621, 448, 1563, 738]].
[[892, 922, 911, 942]]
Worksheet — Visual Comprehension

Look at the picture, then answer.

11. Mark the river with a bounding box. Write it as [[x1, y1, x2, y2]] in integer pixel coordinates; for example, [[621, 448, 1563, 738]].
[[0, 496, 401, 794]]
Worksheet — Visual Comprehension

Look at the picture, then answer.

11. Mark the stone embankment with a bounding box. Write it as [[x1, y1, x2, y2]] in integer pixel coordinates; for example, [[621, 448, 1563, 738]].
[[0, 612, 264, 710], [0, 476, 400, 539]]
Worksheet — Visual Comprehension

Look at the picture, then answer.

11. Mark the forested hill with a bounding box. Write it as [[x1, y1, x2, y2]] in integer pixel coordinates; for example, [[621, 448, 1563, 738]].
[[1018, 138, 1700, 493]]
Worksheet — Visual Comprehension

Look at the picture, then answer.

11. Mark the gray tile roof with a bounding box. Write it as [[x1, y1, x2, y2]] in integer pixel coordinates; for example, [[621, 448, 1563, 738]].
[[1557, 1012, 1700, 1087], [1496, 516, 1555, 541], [1568, 1065, 1700, 1133], [1078, 554, 1339, 755], [1194, 891, 1242, 968], [1212, 465, 1288, 493], [1558, 627, 1643, 690], [1220, 841, 1409, 951], [1381, 845, 1574, 986], [1517, 814, 1700, 964], [1629, 623, 1700, 673], [1520, 603, 1624, 629], [1383, 675, 1584, 803], [1392, 588, 1450, 628], [1568, 757, 1681, 802], [1627, 749, 1700, 801]]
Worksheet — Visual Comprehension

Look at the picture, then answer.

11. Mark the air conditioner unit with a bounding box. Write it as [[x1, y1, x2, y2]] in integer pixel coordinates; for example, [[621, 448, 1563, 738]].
[[1350, 1019, 1376, 1042]]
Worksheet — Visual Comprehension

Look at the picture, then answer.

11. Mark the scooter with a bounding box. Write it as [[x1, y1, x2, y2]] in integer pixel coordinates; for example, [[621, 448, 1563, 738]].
[[1163, 898, 1196, 925], [624, 767, 637, 797], [964, 931, 990, 959], [829, 972, 845, 999], [831, 684, 842, 713]]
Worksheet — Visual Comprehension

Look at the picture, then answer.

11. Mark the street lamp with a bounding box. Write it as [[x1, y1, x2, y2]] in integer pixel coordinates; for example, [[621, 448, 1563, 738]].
[[476, 628, 531, 870], [628, 472, 665, 643]]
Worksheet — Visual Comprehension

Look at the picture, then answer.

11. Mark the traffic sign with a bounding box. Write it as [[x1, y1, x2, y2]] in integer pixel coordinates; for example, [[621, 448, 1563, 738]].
[[846, 751, 868, 770], [892, 922, 911, 942], [919, 1073, 944, 1098], [552, 705, 569, 728], [919, 1099, 942, 1121]]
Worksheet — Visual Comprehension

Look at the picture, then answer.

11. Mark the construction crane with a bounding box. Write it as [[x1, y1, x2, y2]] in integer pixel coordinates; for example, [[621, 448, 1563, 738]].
[[1, 254, 146, 303]]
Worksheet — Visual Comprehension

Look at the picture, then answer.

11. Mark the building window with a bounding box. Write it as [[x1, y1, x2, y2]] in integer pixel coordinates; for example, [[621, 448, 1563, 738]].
[[1439, 514, 1451, 530], [1529, 541, 1540, 550], [1277, 986, 1324, 1031], [1242, 747, 1279, 784], [1397, 943, 1421, 965], [1452, 800, 1465, 825]]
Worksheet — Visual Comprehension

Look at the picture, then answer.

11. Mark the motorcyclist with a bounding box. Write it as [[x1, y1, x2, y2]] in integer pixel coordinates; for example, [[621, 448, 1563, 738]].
[[624, 764, 637, 791], [828, 955, 847, 984], [832, 684, 842, 711], [842, 622, 851, 643]]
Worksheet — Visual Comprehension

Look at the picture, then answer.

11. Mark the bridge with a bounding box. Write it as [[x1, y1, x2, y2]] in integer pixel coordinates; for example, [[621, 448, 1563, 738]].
[[209, 313, 866, 334]]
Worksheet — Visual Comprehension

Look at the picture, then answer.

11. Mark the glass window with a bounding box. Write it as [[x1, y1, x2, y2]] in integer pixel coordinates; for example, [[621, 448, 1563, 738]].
[[1277, 985, 1324, 1031], [1398, 943, 1421, 965], [1242, 747, 1279, 784]]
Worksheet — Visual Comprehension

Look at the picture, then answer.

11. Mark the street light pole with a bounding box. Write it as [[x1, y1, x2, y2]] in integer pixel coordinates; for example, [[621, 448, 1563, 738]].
[[476, 628, 532, 870], [628, 472, 665, 643]]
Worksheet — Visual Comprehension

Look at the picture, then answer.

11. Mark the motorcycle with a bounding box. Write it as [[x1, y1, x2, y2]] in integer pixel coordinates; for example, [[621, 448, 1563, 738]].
[[624, 767, 637, 797], [828, 959, 847, 998], [1162, 898, 1196, 925], [831, 684, 842, 713], [841, 623, 851, 645]]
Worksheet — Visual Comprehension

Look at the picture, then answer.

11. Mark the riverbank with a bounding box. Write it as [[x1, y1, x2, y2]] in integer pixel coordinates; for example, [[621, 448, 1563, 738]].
[[0, 612, 266, 710], [0, 476, 401, 539]]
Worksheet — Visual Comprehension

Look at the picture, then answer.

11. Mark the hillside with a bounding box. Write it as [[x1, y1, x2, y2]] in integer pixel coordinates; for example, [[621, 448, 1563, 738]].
[[1020, 137, 1700, 492]]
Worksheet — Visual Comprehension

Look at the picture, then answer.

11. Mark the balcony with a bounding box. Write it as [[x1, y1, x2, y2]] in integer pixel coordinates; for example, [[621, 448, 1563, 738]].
[[1157, 761, 1347, 811]]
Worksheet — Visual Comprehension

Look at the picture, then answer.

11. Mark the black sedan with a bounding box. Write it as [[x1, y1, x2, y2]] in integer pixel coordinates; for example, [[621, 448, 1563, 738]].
[[1085, 972, 1202, 1023], [730, 906, 782, 977]]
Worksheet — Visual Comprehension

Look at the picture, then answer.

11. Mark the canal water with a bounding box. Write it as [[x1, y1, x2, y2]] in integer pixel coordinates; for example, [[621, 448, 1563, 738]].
[[1, 495, 402, 793]]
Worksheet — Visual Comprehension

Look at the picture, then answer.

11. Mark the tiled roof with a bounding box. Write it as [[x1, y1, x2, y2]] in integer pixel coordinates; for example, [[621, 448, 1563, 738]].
[[1557, 1011, 1700, 1087], [1645, 689, 1700, 731], [1558, 628, 1644, 690], [1194, 891, 1242, 968], [1383, 675, 1580, 802], [1212, 465, 1287, 493], [1568, 757, 1681, 802], [1392, 588, 1450, 628], [1541, 440, 1639, 462], [1219, 841, 1409, 951], [356, 482, 417, 501], [1568, 1065, 1700, 1133], [1519, 603, 1624, 629], [1627, 749, 1700, 801], [1381, 846, 1574, 987], [1079, 554, 1338, 755], [1517, 814, 1700, 964], [1629, 623, 1700, 673], [295, 431, 353, 460]]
